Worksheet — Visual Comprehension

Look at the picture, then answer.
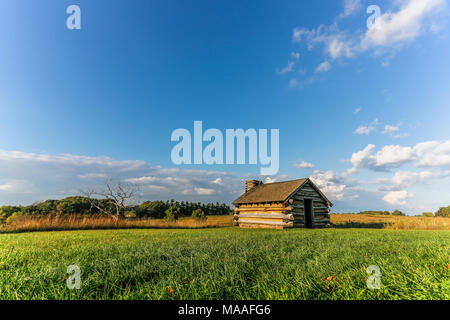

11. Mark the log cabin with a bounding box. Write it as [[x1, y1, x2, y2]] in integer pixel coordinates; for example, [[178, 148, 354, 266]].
[[232, 178, 332, 229]]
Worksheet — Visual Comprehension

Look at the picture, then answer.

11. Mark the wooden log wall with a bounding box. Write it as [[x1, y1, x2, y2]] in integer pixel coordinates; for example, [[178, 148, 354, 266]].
[[234, 202, 294, 229], [289, 182, 331, 227]]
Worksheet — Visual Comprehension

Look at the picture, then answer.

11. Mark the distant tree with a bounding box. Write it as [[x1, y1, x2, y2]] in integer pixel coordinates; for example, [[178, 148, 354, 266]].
[[422, 212, 434, 217], [0, 212, 6, 225], [55, 196, 92, 216], [5, 212, 24, 225], [0, 206, 21, 224], [392, 210, 406, 216], [81, 180, 138, 223], [358, 211, 386, 215], [223, 203, 233, 215], [165, 205, 181, 222], [138, 201, 167, 219], [435, 206, 450, 218], [125, 211, 137, 219], [192, 209, 207, 222], [180, 201, 187, 216]]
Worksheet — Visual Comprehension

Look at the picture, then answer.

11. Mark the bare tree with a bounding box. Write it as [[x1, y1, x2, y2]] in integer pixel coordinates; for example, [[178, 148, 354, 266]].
[[81, 180, 138, 224]]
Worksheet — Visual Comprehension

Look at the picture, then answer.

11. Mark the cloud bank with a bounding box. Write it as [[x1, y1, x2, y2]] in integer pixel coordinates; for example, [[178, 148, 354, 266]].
[[0, 149, 243, 205], [290, 0, 446, 74]]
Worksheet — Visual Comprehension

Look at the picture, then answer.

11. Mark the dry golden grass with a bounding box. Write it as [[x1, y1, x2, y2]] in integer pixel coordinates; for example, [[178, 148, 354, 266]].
[[331, 214, 450, 230], [0, 215, 233, 233], [1, 213, 448, 233]]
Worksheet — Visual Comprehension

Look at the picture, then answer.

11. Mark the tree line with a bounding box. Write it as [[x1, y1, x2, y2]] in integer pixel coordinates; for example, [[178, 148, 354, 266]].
[[422, 206, 450, 217], [343, 208, 450, 217], [0, 196, 232, 224], [356, 210, 407, 216]]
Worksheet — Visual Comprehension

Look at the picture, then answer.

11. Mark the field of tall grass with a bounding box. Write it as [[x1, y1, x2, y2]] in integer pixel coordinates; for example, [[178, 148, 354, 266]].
[[0, 215, 232, 233], [331, 214, 450, 230], [0, 227, 448, 300], [1, 214, 448, 233]]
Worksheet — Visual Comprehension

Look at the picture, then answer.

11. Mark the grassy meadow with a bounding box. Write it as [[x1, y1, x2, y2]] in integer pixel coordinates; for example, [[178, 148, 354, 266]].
[[0, 227, 448, 300], [1, 213, 449, 233], [331, 214, 450, 230]]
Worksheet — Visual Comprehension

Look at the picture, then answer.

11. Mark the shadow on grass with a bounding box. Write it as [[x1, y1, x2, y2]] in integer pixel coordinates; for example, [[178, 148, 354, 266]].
[[331, 221, 392, 229]]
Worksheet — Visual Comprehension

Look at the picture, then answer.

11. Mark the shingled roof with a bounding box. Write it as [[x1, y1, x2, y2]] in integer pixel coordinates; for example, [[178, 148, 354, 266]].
[[232, 178, 332, 206]]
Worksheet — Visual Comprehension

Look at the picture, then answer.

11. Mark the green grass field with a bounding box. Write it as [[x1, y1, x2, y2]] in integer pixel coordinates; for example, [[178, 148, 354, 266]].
[[0, 228, 448, 300]]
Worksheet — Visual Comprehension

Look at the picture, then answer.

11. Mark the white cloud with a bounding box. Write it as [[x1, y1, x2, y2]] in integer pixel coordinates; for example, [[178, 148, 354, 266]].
[[251, 174, 289, 184], [276, 61, 295, 75], [354, 119, 378, 135], [350, 144, 377, 168], [310, 170, 347, 201], [0, 149, 146, 171], [292, 27, 307, 42], [292, 0, 446, 65], [293, 161, 315, 169], [0, 149, 243, 205], [0, 180, 34, 194], [394, 133, 410, 138], [382, 124, 400, 134], [145, 185, 169, 192], [277, 52, 301, 76], [382, 123, 409, 138], [78, 173, 108, 180], [310, 169, 360, 201], [328, 37, 354, 59], [372, 170, 438, 190], [124, 176, 160, 184], [371, 145, 416, 167], [414, 141, 440, 156], [350, 144, 416, 171], [383, 190, 414, 205], [288, 78, 299, 88], [350, 140, 450, 172], [0, 184, 12, 191], [429, 23, 442, 33], [342, 167, 358, 177], [264, 177, 277, 183], [194, 187, 215, 195], [315, 61, 331, 73], [290, 52, 301, 60], [361, 0, 446, 50], [415, 140, 450, 168], [341, 0, 362, 17], [293, 24, 355, 60], [355, 125, 375, 135]]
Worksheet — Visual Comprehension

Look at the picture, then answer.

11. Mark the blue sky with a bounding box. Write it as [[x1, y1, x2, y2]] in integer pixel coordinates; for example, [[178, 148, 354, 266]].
[[0, 0, 449, 214]]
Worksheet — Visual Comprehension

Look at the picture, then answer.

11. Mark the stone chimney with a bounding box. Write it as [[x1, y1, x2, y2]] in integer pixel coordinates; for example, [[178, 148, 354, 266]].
[[246, 180, 262, 192]]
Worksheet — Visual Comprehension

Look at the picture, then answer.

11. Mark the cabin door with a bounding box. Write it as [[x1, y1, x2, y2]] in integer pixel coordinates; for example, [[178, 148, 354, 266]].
[[304, 199, 313, 228]]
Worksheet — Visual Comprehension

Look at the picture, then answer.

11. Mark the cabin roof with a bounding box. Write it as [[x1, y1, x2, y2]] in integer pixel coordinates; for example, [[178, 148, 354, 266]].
[[232, 178, 333, 207]]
